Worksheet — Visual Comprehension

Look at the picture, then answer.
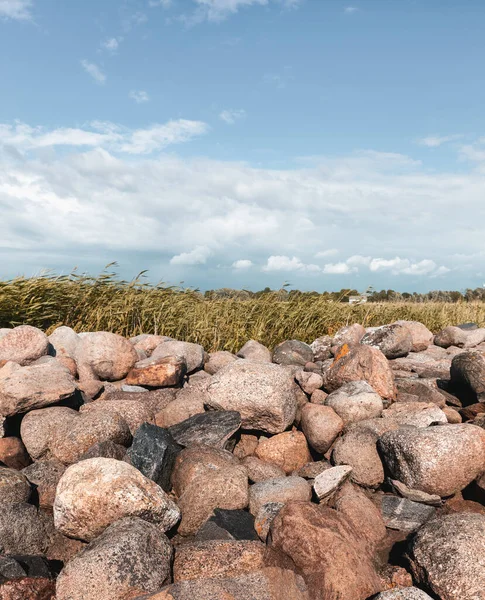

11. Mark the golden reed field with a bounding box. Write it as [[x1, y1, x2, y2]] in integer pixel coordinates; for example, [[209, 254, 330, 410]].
[[1, 270, 485, 353]]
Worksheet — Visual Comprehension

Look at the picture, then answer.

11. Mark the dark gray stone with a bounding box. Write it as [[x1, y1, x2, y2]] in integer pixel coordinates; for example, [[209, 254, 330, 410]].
[[457, 322, 478, 331], [194, 520, 235, 542], [0, 503, 48, 555], [127, 423, 181, 492], [79, 440, 127, 461], [207, 509, 259, 541], [168, 410, 241, 449], [272, 340, 314, 366], [381, 495, 435, 532], [451, 351, 485, 401], [0, 555, 56, 580]]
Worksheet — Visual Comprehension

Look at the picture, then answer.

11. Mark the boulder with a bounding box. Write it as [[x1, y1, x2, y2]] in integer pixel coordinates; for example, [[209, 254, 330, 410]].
[[206, 360, 298, 434], [0, 437, 31, 469], [242, 456, 286, 483], [54, 458, 180, 541], [254, 502, 284, 542], [380, 495, 435, 533], [155, 382, 207, 428], [394, 321, 433, 352], [450, 350, 485, 401], [268, 502, 382, 600], [199, 508, 259, 542], [138, 567, 309, 600], [21, 406, 131, 464], [408, 513, 485, 600], [168, 410, 241, 449], [237, 340, 272, 363], [254, 431, 311, 474], [173, 539, 266, 582], [325, 380, 383, 425], [130, 334, 171, 356], [0, 360, 76, 417], [78, 440, 127, 461], [272, 340, 313, 367], [332, 428, 384, 488], [56, 517, 172, 600], [295, 370, 324, 395], [331, 324, 366, 353], [361, 324, 413, 359], [434, 326, 468, 348], [0, 325, 49, 366], [205, 351, 237, 374], [48, 326, 80, 360], [127, 423, 181, 492], [76, 331, 138, 382], [300, 403, 343, 453], [382, 402, 447, 428], [0, 503, 48, 554], [378, 424, 485, 496], [23, 459, 66, 509], [395, 379, 446, 407], [249, 477, 311, 516], [0, 467, 31, 504], [324, 345, 397, 400], [313, 465, 352, 501], [374, 589, 434, 599], [79, 397, 155, 435], [126, 355, 187, 387], [310, 336, 333, 361], [151, 340, 204, 374]]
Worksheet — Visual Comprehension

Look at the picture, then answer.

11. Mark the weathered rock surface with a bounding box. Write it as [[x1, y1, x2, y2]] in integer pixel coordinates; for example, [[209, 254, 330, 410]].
[[130, 334, 171, 356], [56, 517, 172, 600], [168, 410, 241, 449], [434, 325, 468, 348], [54, 457, 180, 541], [380, 495, 436, 532], [378, 424, 485, 496], [151, 340, 204, 374], [374, 589, 434, 599], [300, 403, 343, 453], [155, 382, 207, 428], [361, 324, 413, 359], [381, 402, 447, 428], [254, 430, 311, 474], [0, 503, 48, 554], [325, 380, 383, 425], [0, 467, 31, 504], [237, 340, 272, 362], [126, 355, 187, 387], [76, 331, 138, 382], [23, 459, 67, 509], [254, 502, 284, 541], [0, 360, 76, 417], [200, 508, 259, 542], [0, 325, 49, 366], [450, 350, 485, 400], [394, 321, 433, 352], [272, 340, 313, 366], [205, 351, 237, 374], [332, 428, 384, 488], [206, 360, 298, 434], [313, 465, 352, 501], [242, 456, 286, 483], [310, 336, 333, 361], [269, 502, 382, 600], [0, 436, 31, 469], [295, 370, 324, 395], [331, 324, 366, 352], [79, 397, 155, 435], [408, 513, 485, 600], [249, 477, 311, 516], [324, 344, 397, 400]]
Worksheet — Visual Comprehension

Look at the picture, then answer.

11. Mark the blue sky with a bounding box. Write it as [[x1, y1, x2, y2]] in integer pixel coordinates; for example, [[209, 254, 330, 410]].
[[1, 0, 485, 292]]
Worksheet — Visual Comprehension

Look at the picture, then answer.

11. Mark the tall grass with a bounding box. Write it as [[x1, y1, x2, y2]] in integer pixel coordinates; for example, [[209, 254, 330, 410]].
[[1, 268, 484, 352]]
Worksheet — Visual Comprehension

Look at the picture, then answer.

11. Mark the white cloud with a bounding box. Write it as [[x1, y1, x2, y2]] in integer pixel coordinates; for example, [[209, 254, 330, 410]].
[[315, 249, 338, 258], [418, 134, 462, 148], [368, 257, 444, 276], [323, 262, 356, 275], [129, 90, 150, 104], [344, 6, 358, 14], [346, 255, 371, 266], [81, 60, 106, 85], [102, 38, 121, 53], [149, 0, 172, 6], [232, 259, 253, 269], [219, 109, 246, 125], [191, 0, 267, 22], [170, 246, 212, 265], [0, 0, 32, 20], [262, 256, 320, 272], [0, 119, 208, 155]]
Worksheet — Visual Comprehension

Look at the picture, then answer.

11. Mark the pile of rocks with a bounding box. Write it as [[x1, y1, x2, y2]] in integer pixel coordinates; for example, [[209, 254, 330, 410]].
[[0, 321, 484, 599]]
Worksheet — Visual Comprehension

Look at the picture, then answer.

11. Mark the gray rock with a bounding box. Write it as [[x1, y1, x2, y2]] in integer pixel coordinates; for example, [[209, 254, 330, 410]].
[[237, 340, 272, 362], [361, 324, 413, 359], [168, 410, 241, 449], [78, 440, 127, 461], [313, 466, 353, 502], [434, 326, 468, 348], [272, 340, 313, 366], [310, 336, 333, 361], [0, 325, 49, 366], [332, 428, 384, 488], [325, 380, 383, 425], [56, 517, 173, 600], [254, 502, 284, 541], [451, 350, 485, 401], [374, 588, 434, 599], [151, 340, 204, 374], [249, 476, 311, 516], [380, 495, 436, 532], [0, 503, 48, 554], [0, 467, 31, 504], [23, 459, 67, 509]]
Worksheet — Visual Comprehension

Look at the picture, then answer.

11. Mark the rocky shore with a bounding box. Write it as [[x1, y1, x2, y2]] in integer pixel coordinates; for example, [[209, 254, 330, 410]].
[[0, 321, 484, 599]]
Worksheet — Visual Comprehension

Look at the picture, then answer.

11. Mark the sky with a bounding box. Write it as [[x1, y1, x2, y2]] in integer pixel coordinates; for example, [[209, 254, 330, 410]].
[[1, 0, 485, 293]]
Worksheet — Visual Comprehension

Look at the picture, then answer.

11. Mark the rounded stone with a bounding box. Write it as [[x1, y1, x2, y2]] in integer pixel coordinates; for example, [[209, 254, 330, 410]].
[[0, 325, 49, 366], [325, 380, 384, 425], [0, 467, 31, 504], [249, 477, 312, 516], [254, 431, 311, 474], [300, 403, 344, 453]]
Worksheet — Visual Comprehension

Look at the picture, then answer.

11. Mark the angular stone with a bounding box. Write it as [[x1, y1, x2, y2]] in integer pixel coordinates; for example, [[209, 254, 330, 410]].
[[206, 360, 298, 434], [331, 324, 366, 353], [249, 477, 312, 516], [269, 502, 381, 600], [79, 397, 156, 435], [127, 423, 181, 492], [380, 495, 436, 532], [361, 324, 413, 359], [272, 340, 313, 366], [139, 567, 310, 600], [0, 437, 31, 469], [325, 380, 383, 425], [378, 424, 485, 496], [54, 457, 180, 541], [390, 479, 441, 506], [242, 456, 286, 483], [21, 407, 131, 464], [0, 467, 31, 504], [0, 360, 76, 417], [205, 351, 237, 375], [295, 370, 324, 395], [155, 381, 207, 428], [205, 508, 259, 541], [332, 428, 384, 488], [23, 459, 67, 509], [0, 577, 56, 599], [56, 517, 172, 600], [324, 344, 397, 400], [254, 431, 311, 474], [0, 503, 48, 554], [408, 513, 485, 600], [237, 340, 272, 363], [173, 540, 266, 582], [0, 325, 49, 366], [151, 340, 204, 374], [169, 411, 241, 449], [254, 502, 284, 541], [313, 465, 352, 501], [126, 355, 187, 387]]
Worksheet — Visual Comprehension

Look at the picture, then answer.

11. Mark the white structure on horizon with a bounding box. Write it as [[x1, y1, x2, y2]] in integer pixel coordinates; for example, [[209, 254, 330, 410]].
[[349, 295, 368, 305]]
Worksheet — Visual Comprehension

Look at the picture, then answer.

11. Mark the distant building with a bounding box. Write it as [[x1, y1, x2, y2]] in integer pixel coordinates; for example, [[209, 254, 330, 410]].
[[349, 295, 368, 305]]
